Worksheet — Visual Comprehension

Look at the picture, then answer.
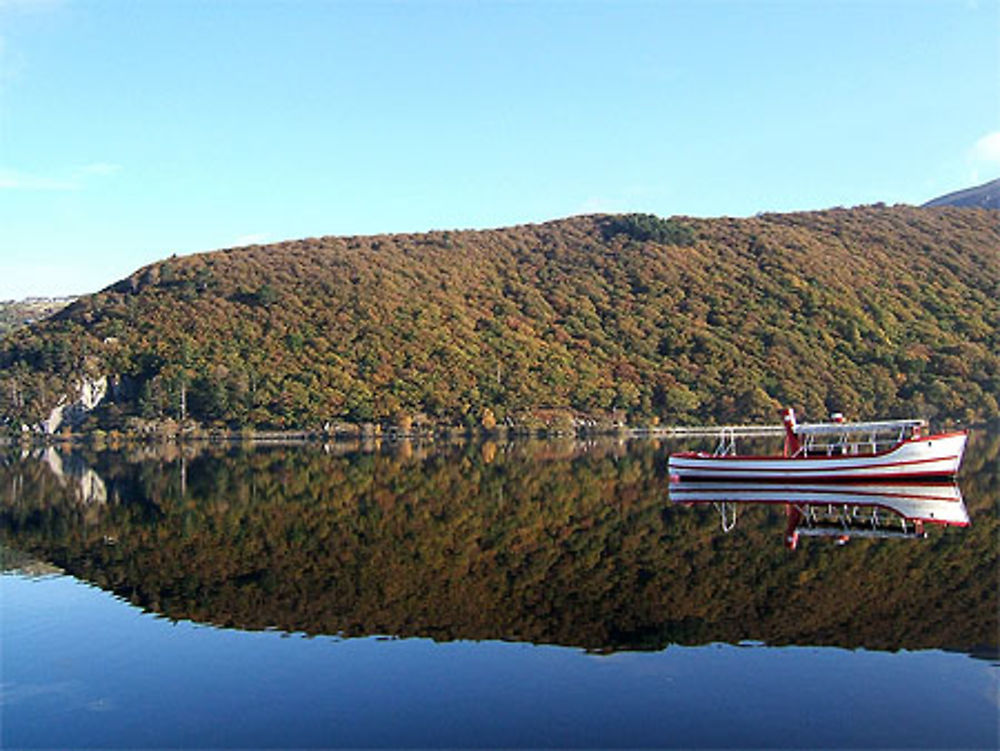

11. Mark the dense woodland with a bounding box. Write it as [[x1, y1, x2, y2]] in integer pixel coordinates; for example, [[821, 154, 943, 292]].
[[1, 434, 996, 653], [1, 206, 998, 432]]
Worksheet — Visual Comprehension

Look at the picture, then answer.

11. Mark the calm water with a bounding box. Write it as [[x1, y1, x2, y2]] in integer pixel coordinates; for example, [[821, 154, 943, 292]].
[[2, 433, 998, 749]]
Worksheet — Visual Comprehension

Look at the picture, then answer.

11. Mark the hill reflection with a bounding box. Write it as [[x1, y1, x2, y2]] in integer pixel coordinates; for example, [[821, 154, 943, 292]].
[[2, 434, 997, 656]]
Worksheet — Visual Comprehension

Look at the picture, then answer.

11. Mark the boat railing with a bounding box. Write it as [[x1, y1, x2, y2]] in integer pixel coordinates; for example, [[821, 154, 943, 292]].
[[800, 433, 900, 457], [796, 526, 925, 541], [798, 420, 922, 457], [714, 427, 737, 456], [794, 502, 925, 539], [714, 501, 738, 532], [667, 417, 927, 457], [667, 419, 923, 440], [665, 425, 787, 439], [708, 500, 926, 540]]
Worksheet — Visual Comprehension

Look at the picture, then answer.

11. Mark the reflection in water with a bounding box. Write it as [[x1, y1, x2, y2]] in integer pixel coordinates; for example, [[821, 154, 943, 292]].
[[669, 482, 969, 549], [1, 434, 997, 658]]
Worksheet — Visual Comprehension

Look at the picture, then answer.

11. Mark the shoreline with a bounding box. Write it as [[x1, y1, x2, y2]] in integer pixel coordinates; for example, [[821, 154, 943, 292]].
[[3, 418, 993, 449]]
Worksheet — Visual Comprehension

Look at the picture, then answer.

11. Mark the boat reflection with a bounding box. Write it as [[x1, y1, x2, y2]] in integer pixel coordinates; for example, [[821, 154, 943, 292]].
[[668, 482, 969, 549]]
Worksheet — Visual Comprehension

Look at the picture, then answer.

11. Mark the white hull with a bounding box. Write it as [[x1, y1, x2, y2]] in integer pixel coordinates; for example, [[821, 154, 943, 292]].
[[668, 432, 967, 482]]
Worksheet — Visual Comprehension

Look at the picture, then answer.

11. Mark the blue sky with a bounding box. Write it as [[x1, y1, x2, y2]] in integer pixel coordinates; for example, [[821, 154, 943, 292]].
[[1, 0, 997, 300]]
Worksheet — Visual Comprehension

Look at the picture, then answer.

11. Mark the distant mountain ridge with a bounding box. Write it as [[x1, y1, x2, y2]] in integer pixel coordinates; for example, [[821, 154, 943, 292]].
[[922, 178, 1000, 209], [1, 206, 998, 433]]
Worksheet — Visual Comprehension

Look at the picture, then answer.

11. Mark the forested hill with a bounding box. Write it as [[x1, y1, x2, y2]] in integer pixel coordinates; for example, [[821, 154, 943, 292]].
[[1, 205, 998, 433]]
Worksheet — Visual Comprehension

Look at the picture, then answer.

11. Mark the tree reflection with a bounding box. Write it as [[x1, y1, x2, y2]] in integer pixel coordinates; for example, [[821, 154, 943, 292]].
[[1, 434, 996, 656]]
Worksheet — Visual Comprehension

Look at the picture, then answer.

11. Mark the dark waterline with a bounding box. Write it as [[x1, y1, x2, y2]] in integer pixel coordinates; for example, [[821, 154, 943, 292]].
[[2, 435, 998, 748]]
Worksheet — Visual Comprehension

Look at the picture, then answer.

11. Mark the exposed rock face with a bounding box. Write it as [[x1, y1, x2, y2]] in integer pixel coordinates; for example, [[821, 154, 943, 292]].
[[40, 375, 108, 434]]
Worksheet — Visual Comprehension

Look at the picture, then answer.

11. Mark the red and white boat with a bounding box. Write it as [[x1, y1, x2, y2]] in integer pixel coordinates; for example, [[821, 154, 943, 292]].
[[668, 408, 967, 482]]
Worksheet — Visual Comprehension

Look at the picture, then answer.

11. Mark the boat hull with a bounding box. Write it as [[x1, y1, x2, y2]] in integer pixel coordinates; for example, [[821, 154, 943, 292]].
[[668, 431, 967, 482]]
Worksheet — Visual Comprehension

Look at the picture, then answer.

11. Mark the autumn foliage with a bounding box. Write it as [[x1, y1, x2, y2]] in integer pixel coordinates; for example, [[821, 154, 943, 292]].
[[2, 434, 996, 653], [1, 206, 998, 431]]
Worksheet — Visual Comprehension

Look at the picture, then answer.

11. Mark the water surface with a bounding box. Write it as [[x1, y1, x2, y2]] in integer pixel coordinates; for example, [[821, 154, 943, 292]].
[[2, 434, 997, 748]]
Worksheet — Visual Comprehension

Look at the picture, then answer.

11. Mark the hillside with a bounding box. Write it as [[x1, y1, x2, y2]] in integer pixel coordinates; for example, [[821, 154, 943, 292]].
[[1, 206, 998, 433], [0, 297, 76, 339], [922, 178, 1000, 209]]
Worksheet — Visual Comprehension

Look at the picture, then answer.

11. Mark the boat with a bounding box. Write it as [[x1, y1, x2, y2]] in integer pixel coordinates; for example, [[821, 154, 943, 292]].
[[668, 480, 969, 548], [667, 408, 967, 482]]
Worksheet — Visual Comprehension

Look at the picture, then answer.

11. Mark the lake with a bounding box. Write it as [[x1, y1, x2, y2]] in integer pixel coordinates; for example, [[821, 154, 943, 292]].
[[2, 433, 997, 748]]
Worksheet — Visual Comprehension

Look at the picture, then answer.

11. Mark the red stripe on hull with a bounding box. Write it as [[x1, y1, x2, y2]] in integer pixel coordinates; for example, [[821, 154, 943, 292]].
[[670, 454, 958, 473]]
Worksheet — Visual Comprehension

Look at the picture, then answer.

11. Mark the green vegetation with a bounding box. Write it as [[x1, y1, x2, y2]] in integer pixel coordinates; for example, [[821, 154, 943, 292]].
[[1, 206, 998, 432], [1, 434, 996, 653], [600, 213, 696, 245]]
